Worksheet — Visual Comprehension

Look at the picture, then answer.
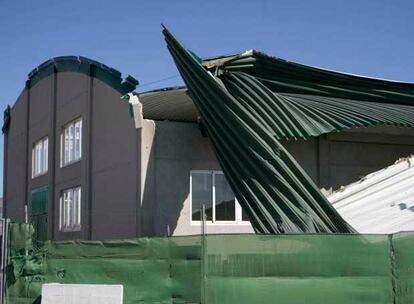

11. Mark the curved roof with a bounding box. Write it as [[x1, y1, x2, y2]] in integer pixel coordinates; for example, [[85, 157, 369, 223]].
[[26, 56, 139, 95], [139, 49, 414, 123], [139, 87, 199, 122]]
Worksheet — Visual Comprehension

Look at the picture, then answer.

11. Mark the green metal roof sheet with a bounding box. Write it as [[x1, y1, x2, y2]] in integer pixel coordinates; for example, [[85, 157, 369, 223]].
[[162, 26, 414, 234], [139, 50, 414, 124]]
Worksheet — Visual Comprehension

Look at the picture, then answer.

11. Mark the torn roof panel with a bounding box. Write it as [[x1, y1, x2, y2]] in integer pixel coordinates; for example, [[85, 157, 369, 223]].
[[163, 26, 356, 234], [328, 156, 414, 234], [139, 49, 414, 124], [204, 49, 414, 103]]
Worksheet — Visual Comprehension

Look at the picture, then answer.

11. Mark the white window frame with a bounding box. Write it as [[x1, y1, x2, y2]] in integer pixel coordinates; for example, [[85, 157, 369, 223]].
[[59, 186, 81, 232], [190, 170, 251, 226], [60, 117, 82, 167], [32, 137, 48, 178]]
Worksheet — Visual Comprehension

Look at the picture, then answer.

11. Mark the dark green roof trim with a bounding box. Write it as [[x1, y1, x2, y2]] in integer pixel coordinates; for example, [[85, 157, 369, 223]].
[[2, 105, 11, 134], [26, 56, 139, 95]]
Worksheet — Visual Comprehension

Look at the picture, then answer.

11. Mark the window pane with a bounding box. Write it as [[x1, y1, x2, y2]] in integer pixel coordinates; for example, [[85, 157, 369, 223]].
[[64, 128, 69, 164], [32, 138, 48, 177], [73, 188, 81, 227], [215, 173, 235, 221], [43, 138, 48, 173], [64, 193, 69, 228], [70, 124, 75, 162], [191, 172, 212, 221], [241, 206, 250, 222], [60, 187, 81, 231], [33, 146, 37, 176], [75, 121, 81, 160], [36, 144, 41, 174], [62, 119, 82, 165]]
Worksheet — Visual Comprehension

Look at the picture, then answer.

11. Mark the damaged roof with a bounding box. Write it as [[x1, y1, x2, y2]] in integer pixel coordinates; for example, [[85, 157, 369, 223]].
[[329, 156, 414, 234], [163, 27, 358, 234], [161, 26, 414, 234], [139, 49, 414, 123]]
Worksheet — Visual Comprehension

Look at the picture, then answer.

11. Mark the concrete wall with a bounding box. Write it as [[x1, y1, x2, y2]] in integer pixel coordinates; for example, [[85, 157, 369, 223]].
[[141, 120, 254, 236], [141, 120, 414, 236], [325, 128, 414, 190]]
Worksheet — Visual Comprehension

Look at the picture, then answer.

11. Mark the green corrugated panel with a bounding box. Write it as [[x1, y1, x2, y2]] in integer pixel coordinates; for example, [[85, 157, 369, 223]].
[[163, 27, 356, 234], [212, 50, 414, 106], [31, 186, 48, 216], [162, 27, 414, 234]]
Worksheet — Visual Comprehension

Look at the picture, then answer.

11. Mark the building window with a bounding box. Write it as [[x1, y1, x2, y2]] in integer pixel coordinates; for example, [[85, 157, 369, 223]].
[[61, 118, 82, 167], [32, 137, 48, 178], [190, 171, 250, 224], [59, 187, 81, 231]]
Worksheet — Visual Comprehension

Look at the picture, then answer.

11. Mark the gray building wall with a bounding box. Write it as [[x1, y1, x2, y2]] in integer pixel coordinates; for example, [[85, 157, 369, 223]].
[[140, 120, 414, 236], [4, 70, 140, 241], [140, 120, 255, 236], [4, 90, 28, 222], [90, 78, 139, 240]]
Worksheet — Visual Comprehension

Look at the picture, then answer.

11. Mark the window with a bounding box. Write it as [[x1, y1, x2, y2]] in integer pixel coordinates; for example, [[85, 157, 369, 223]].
[[61, 118, 82, 166], [59, 187, 81, 231], [190, 171, 250, 224], [32, 137, 48, 177]]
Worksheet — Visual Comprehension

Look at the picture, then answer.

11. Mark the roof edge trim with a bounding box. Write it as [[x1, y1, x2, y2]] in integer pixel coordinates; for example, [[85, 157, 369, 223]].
[[26, 56, 139, 95]]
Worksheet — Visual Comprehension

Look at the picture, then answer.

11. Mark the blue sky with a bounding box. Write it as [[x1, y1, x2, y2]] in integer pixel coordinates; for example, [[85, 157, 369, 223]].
[[0, 0, 413, 194]]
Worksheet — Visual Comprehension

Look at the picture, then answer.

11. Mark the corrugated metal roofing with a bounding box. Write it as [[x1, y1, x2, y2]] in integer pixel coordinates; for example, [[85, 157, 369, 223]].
[[328, 156, 414, 234], [139, 48, 414, 123], [163, 26, 356, 234], [138, 87, 199, 122]]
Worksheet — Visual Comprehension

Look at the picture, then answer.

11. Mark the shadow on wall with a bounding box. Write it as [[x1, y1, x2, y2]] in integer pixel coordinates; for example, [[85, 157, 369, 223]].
[[140, 122, 191, 237]]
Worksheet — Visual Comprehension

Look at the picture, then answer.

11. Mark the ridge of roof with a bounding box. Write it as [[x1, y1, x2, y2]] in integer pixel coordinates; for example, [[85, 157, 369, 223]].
[[203, 49, 414, 87]]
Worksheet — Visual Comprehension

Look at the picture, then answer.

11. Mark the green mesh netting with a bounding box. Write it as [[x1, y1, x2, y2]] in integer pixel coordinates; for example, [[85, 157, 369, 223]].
[[5, 223, 414, 304]]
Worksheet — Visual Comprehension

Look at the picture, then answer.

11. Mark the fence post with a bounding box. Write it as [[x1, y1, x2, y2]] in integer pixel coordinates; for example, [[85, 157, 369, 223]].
[[201, 205, 207, 304], [1, 219, 9, 304]]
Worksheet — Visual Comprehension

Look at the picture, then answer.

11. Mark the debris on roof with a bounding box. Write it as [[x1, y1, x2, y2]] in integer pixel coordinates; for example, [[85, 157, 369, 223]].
[[328, 155, 414, 234]]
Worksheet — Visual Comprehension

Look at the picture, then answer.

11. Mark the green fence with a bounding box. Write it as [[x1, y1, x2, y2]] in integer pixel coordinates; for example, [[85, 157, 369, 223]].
[[5, 223, 414, 303]]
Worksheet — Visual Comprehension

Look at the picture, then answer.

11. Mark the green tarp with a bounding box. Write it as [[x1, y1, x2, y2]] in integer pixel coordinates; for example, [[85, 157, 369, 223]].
[[162, 27, 414, 234], [5, 223, 414, 303]]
